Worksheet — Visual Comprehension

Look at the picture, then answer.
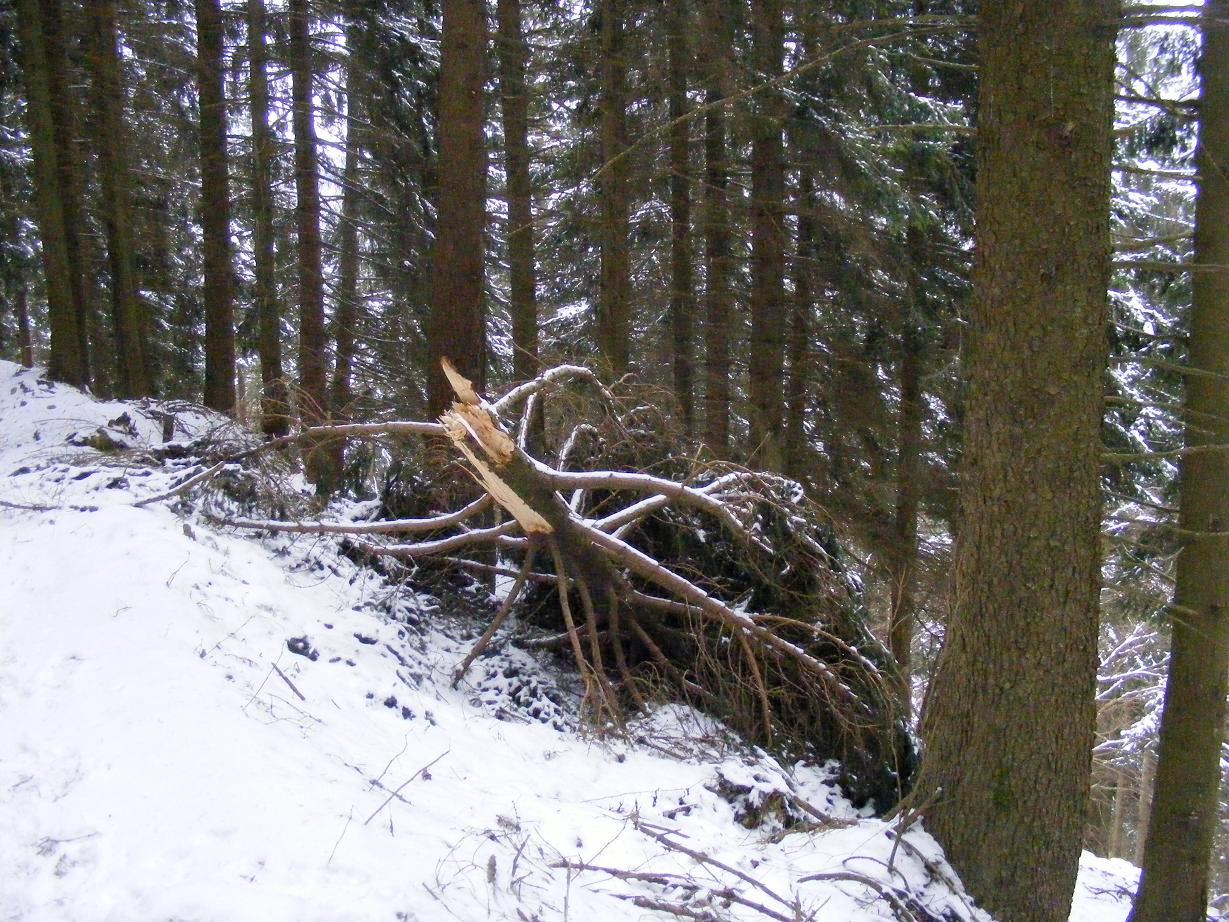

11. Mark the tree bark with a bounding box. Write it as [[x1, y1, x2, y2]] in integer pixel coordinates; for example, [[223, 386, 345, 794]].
[[916, 3, 1118, 921], [701, 0, 733, 456], [331, 13, 364, 430], [427, 0, 489, 418], [194, 0, 236, 412], [248, 0, 288, 436], [1129, 4, 1229, 919], [496, 0, 538, 386], [747, 0, 786, 470], [17, 283, 34, 368], [17, 0, 87, 387], [596, 0, 631, 377], [889, 227, 925, 708], [86, 0, 150, 398], [289, 0, 333, 487], [785, 166, 815, 479], [667, 0, 693, 434]]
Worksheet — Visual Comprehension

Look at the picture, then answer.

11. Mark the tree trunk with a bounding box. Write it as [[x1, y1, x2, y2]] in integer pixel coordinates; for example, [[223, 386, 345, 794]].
[[86, 0, 150, 398], [596, 0, 631, 378], [248, 0, 288, 436], [331, 13, 364, 430], [667, 0, 693, 433], [785, 165, 815, 478], [496, 0, 538, 387], [747, 0, 785, 470], [17, 0, 87, 387], [889, 227, 925, 708], [289, 0, 333, 488], [701, 0, 733, 456], [915, 3, 1118, 921], [17, 283, 34, 368], [427, 0, 489, 418], [1129, 4, 1229, 918], [194, 0, 236, 412]]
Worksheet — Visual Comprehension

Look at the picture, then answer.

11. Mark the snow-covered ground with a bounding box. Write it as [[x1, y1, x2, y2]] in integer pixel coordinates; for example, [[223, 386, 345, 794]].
[[0, 359, 1139, 921]]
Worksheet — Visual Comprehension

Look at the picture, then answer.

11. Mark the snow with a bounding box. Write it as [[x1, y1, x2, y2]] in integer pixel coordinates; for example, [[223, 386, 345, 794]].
[[0, 360, 1139, 921]]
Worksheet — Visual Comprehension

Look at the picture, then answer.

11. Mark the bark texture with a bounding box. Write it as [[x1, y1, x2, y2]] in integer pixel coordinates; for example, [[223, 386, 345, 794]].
[[427, 0, 489, 418], [194, 0, 236, 412], [916, 3, 1118, 921], [1129, 3, 1229, 918]]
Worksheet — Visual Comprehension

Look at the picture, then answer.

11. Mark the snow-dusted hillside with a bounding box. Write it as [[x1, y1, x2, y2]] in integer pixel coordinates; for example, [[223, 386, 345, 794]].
[[0, 360, 1138, 922]]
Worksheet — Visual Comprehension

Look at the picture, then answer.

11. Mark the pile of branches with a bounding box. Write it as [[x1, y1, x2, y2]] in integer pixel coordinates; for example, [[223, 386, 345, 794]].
[[220, 363, 915, 808]]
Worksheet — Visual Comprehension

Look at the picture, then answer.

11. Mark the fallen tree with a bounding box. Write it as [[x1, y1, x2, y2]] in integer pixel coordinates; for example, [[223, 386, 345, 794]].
[[214, 361, 915, 808]]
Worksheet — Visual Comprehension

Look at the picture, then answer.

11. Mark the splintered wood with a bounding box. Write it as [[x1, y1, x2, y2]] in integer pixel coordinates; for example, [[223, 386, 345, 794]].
[[440, 358, 553, 535]]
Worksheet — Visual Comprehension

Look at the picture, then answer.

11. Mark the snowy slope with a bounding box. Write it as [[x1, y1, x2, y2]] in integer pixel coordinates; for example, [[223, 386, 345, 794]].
[[0, 360, 1138, 922]]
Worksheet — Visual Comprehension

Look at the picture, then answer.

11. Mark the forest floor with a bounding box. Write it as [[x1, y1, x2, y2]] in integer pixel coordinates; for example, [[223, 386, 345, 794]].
[[0, 358, 1139, 922]]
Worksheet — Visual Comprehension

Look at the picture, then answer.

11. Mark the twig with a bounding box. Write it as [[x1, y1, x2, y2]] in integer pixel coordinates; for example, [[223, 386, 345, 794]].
[[363, 750, 449, 826], [272, 663, 306, 702], [452, 542, 539, 685]]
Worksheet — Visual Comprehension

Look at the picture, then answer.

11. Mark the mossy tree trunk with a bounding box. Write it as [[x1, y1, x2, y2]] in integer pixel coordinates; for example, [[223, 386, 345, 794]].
[[916, 3, 1118, 921]]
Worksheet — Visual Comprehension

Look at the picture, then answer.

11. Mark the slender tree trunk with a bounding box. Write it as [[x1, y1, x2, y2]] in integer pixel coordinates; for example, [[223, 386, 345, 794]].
[[785, 166, 815, 477], [1109, 767, 1128, 859], [1136, 749, 1156, 865], [1130, 5, 1229, 918], [889, 227, 925, 708], [16, 284, 34, 368], [496, 0, 538, 386], [17, 0, 87, 387], [747, 0, 785, 469], [289, 0, 332, 487], [248, 0, 288, 436], [701, 0, 733, 456], [915, 3, 1118, 921], [427, 0, 489, 418], [667, 0, 693, 433], [194, 0, 236, 412], [331, 18, 364, 429], [596, 0, 630, 377], [86, 0, 149, 398]]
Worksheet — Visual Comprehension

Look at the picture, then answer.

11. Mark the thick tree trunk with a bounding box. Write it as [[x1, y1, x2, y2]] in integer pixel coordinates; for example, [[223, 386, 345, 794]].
[[916, 3, 1118, 921], [667, 1, 693, 433], [701, 0, 733, 456], [194, 0, 236, 412], [596, 0, 631, 377], [17, 0, 87, 387], [86, 0, 150, 398], [1130, 4, 1229, 919], [496, 0, 538, 386], [747, 0, 786, 470], [427, 0, 489, 418], [289, 0, 333, 487], [248, 0, 288, 436]]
